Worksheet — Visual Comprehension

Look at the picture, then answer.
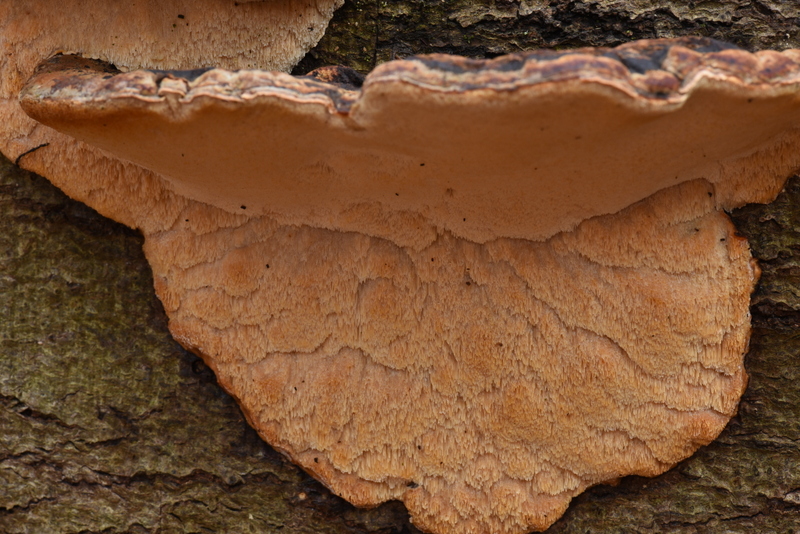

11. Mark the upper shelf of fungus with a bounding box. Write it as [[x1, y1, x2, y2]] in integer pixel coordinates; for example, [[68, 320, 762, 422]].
[[17, 40, 800, 246], [4, 5, 800, 531]]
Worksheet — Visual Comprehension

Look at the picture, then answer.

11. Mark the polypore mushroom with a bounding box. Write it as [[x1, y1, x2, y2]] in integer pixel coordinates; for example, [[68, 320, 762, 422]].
[[8, 37, 800, 534], [0, 0, 343, 202]]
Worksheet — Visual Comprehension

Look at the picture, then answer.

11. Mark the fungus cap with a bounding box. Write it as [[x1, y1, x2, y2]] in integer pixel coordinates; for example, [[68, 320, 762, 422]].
[[0, 0, 343, 171], [18, 39, 800, 246], [11, 38, 800, 534]]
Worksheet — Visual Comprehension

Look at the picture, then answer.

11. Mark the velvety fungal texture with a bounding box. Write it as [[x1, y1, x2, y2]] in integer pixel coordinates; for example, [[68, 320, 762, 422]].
[[0, 0, 344, 179], [5, 155, 800, 532], [8, 36, 800, 534], [0, 155, 416, 534]]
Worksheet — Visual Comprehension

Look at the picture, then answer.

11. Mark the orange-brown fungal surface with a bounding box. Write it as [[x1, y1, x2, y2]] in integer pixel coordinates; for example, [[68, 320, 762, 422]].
[[17, 41, 800, 245], [0, 0, 343, 181], [10, 38, 800, 533]]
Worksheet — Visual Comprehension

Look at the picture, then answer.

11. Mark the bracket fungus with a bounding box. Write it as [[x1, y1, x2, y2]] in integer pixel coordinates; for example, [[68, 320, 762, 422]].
[[0, 0, 344, 171], [5, 33, 800, 534]]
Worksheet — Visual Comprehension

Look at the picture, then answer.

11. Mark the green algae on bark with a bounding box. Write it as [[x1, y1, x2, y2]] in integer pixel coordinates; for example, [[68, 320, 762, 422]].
[[3, 156, 800, 532], [5, 1, 800, 529], [0, 155, 418, 533], [544, 183, 800, 532]]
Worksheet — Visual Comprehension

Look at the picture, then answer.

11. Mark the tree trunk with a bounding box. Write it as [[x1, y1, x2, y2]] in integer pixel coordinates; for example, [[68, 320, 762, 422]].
[[3, 1, 800, 532]]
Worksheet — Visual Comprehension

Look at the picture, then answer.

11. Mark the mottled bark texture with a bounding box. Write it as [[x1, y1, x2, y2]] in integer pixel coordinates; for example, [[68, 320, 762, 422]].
[[294, 0, 800, 74], [3, 1, 800, 532]]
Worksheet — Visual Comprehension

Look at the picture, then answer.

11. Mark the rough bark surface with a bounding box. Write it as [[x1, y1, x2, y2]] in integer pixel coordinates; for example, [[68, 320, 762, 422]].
[[294, 0, 800, 74], [3, 1, 800, 532]]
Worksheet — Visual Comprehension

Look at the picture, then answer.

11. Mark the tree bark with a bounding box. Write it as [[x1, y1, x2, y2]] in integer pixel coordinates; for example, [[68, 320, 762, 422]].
[[3, 1, 800, 532]]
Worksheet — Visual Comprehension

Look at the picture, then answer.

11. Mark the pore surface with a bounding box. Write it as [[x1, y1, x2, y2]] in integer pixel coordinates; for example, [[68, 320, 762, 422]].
[[8, 38, 800, 534], [149, 179, 752, 534]]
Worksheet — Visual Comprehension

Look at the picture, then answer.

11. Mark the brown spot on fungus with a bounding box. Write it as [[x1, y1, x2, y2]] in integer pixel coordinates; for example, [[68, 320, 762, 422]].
[[7, 35, 800, 534]]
